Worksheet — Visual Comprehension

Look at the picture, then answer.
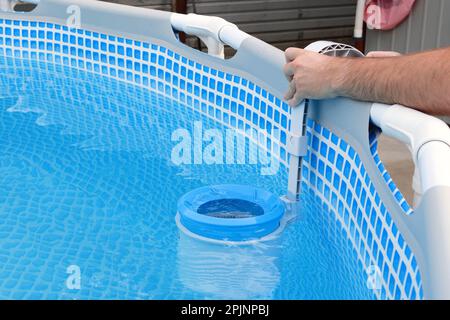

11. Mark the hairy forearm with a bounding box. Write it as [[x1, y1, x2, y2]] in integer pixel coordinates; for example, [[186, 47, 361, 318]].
[[334, 48, 450, 115]]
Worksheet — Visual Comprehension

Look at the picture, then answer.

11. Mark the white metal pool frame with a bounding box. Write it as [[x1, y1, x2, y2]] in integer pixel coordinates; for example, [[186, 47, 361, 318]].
[[1, 0, 450, 299]]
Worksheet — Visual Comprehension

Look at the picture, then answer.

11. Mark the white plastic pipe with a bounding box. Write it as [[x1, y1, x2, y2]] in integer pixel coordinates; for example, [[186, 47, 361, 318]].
[[218, 25, 250, 50], [418, 142, 450, 192], [170, 13, 250, 57], [354, 0, 366, 38], [371, 103, 450, 195], [171, 13, 227, 43]]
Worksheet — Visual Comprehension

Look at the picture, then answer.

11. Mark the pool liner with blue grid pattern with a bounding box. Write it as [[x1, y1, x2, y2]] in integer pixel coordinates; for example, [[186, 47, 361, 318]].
[[0, 18, 422, 299]]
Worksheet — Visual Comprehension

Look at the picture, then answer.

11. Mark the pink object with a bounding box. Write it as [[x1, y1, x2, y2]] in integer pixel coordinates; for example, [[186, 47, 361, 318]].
[[364, 0, 416, 30]]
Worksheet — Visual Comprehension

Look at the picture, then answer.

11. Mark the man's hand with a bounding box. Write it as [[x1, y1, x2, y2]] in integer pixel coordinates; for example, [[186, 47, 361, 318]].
[[282, 49, 400, 108], [282, 45, 450, 115], [283, 48, 344, 107]]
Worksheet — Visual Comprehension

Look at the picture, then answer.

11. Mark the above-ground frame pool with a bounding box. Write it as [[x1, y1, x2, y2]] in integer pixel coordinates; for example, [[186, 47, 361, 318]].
[[1, 0, 450, 300]]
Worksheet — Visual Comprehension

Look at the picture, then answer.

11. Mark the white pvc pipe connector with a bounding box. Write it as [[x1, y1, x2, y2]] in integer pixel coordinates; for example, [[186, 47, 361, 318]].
[[171, 13, 226, 43], [371, 103, 450, 195], [218, 25, 250, 50], [170, 13, 250, 57]]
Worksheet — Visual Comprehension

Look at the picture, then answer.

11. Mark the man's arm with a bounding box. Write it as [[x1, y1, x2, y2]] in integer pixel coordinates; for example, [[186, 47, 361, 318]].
[[283, 47, 450, 115]]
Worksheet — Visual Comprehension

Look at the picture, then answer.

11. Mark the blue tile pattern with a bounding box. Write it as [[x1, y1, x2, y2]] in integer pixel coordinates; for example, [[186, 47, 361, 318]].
[[369, 130, 414, 215], [0, 18, 292, 167], [302, 119, 422, 299], [0, 18, 422, 299], [0, 55, 370, 300]]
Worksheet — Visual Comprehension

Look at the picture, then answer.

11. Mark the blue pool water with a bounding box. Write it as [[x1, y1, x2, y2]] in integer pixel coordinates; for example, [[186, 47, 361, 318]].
[[0, 55, 375, 299]]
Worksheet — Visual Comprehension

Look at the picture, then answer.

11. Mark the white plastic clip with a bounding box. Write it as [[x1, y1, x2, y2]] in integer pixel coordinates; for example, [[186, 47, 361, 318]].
[[287, 134, 308, 157]]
